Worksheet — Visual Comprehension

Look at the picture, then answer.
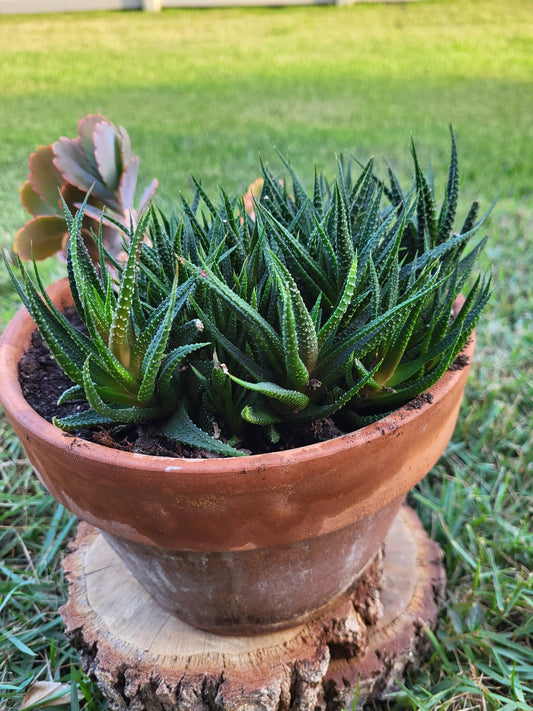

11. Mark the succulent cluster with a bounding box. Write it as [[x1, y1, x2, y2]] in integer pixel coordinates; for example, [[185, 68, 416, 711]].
[[8, 128, 491, 456], [14, 114, 157, 261]]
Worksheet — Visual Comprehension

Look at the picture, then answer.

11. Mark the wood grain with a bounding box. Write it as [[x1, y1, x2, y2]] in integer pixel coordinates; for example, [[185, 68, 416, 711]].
[[61, 505, 444, 710]]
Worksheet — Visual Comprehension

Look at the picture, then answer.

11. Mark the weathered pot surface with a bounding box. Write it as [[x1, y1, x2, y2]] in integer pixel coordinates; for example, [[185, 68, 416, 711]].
[[0, 278, 474, 634]]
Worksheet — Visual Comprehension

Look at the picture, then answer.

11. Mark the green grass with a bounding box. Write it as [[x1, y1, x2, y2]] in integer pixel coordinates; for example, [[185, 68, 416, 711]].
[[0, 1, 531, 709]]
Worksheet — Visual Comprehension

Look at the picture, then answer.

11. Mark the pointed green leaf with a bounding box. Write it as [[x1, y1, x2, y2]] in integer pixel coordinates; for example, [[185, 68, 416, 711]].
[[54, 410, 116, 431], [241, 404, 282, 425], [226, 373, 310, 411], [109, 213, 148, 367], [437, 126, 459, 243], [334, 181, 355, 284], [317, 254, 358, 349], [162, 403, 244, 456]]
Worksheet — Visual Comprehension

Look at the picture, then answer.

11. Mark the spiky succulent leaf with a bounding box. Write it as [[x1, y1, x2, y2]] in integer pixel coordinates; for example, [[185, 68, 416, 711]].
[[190, 260, 284, 372], [268, 251, 319, 372], [158, 343, 209, 394], [411, 139, 438, 249], [137, 269, 182, 403], [333, 182, 355, 284], [437, 126, 459, 244], [255, 202, 335, 306], [241, 404, 282, 426], [289, 360, 382, 422], [317, 255, 358, 349], [108, 213, 148, 367], [82, 357, 159, 423], [162, 403, 245, 456], [53, 411, 116, 431], [226, 373, 310, 412]]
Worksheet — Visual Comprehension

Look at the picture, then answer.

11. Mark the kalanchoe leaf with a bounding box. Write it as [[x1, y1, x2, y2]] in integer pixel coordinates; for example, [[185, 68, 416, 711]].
[[54, 136, 119, 209], [27, 145, 65, 208], [13, 216, 67, 261], [77, 114, 105, 172], [139, 178, 159, 215], [93, 120, 121, 191], [15, 115, 158, 262], [119, 157, 140, 212], [117, 125, 133, 166], [19, 180, 58, 218]]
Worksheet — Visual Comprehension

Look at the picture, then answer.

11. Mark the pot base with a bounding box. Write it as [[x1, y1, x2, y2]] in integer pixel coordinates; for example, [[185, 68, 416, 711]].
[[100, 496, 401, 636], [61, 505, 445, 710]]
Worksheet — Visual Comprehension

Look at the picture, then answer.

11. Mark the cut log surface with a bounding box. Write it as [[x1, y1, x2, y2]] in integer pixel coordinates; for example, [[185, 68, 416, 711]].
[[61, 505, 445, 711]]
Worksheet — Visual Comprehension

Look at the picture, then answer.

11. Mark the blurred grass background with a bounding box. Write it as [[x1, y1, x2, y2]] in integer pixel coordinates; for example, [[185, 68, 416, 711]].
[[0, 0, 531, 709]]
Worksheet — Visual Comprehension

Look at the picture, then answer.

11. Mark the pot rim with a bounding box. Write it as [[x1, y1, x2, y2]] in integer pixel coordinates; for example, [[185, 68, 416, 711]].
[[0, 277, 474, 475]]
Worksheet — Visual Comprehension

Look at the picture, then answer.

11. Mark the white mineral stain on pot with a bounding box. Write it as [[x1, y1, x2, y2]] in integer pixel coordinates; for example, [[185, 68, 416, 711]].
[[164, 465, 182, 472]]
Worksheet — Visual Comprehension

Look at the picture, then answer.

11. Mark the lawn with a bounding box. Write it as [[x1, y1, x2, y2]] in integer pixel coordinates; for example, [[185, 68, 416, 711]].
[[0, 0, 531, 709]]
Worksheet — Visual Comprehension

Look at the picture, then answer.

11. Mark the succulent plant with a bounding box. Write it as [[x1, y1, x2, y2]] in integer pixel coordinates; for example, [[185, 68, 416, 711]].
[[14, 114, 158, 261], [6, 194, 243, 457], [135, 128, 491, 448], [8, 126, 491, 456]]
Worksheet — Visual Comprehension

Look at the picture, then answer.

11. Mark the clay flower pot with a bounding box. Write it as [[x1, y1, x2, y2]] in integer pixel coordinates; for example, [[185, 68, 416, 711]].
[[0, 279, 474, 635]]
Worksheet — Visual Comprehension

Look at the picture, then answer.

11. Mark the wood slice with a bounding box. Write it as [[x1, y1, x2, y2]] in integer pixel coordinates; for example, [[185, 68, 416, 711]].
[[60, 505, 444, 711]]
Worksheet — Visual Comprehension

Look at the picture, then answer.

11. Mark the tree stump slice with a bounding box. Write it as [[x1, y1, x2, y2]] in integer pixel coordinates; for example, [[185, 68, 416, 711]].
[[61, 505, 444, 711]]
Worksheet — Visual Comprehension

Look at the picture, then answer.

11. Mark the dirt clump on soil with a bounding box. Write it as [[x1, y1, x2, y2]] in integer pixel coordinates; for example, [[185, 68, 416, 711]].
[[405, 392, 434, 410]]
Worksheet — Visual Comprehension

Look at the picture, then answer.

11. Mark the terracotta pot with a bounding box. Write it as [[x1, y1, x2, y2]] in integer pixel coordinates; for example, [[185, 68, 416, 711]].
[[0, 278, 474, 635]]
